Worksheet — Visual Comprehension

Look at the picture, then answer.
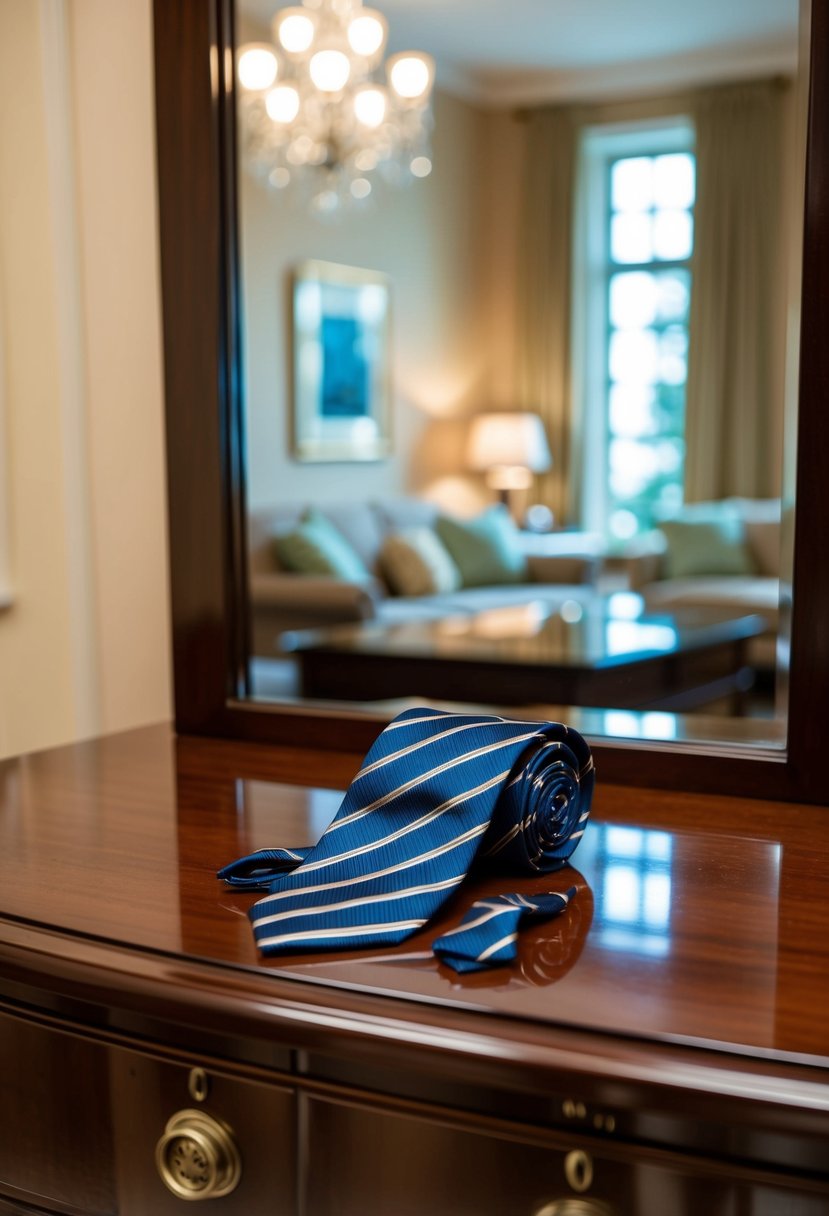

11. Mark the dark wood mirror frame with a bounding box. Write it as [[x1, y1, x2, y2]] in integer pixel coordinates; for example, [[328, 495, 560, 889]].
[[153, 0, 829, 803]]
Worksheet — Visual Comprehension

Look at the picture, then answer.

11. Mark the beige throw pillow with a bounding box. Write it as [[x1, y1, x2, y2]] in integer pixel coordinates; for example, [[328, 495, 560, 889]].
[[380, 528, 461, 597]]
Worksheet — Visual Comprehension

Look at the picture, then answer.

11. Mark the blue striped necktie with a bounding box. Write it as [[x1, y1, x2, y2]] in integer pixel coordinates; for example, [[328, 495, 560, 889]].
[[219, 708, 594, 972]]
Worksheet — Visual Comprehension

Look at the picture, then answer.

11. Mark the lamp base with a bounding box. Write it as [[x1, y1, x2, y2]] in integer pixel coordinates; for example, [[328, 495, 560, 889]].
[[524, 503, 555, 533]]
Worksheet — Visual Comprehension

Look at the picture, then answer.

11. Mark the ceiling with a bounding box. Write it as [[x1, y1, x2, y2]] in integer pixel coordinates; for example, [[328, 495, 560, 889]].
[[240, 0, 801, 105]]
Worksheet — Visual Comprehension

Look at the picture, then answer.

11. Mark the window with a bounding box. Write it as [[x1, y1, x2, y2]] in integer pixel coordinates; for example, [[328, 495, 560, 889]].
[[578, 123, 695, 542]]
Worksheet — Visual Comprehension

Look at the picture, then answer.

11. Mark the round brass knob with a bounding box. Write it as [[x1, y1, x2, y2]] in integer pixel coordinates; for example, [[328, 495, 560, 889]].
[[533, 1200, 614, 1216], [156, 1109, 241, 1201]]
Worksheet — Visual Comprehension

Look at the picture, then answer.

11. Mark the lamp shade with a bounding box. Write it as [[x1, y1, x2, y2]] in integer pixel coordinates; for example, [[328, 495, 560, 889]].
[[467, 412, 552, 489]]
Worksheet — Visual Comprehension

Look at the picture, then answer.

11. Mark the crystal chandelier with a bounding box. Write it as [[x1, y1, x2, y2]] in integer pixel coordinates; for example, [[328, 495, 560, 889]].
[[237, 0, 435, 214]]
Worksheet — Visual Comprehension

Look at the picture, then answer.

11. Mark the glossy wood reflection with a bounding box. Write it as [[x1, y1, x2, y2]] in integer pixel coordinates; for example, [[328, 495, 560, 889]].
[[1, 725, 828, 1062], [2, 725, 829, 1215]]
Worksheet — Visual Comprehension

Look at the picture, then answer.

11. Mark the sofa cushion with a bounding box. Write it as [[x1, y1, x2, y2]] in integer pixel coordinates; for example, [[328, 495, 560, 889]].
[[373, 498, 440, 534], [660, 514, 755, 579], [743, 519, 780, 578], [248, 505, 305, 574], [725, 498, 781, 578], [435, 507, 527, 588], [379, 528, 461, 597], [274, 509, 369, 580], [313, 502, 386, 570], [642, 576, 780, 629]]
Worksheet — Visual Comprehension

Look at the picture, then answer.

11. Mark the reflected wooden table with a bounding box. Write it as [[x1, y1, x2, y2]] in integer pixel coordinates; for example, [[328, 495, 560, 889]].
[[291, 599, 769, 712]]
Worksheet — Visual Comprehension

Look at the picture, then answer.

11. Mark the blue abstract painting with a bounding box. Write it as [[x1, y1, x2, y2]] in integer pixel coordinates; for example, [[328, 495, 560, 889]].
[[320, 316, 369, 418]]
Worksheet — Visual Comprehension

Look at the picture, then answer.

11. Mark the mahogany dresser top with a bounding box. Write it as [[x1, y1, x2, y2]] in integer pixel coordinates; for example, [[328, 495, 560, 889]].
[[1, 723, 827, 1073]]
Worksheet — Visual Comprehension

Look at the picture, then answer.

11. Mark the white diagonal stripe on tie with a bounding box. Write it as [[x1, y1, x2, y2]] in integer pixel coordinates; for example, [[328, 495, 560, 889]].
[[256, 919, 426, 950], [327, 730, 542, 833], [251, 874, 464, 931], [351, 718, 506, 784], [437, 903, 517, 938], [289, 768, 512, 873], [250, 820, 491, 912], [477, 931, 518, 961], [381, 711, 545, 734]]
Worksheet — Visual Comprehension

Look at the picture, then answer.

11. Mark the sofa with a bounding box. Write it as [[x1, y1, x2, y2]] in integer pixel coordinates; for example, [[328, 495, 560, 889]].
[[623, 498, 790, 672], [248, 499, 602, 657]]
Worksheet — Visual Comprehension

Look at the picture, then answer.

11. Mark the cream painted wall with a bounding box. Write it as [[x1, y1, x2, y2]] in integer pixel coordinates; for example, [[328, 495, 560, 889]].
[[0, 0, 84, 756], [242, 88, 494, 519], [69, 0, 171, 735], [0, 0, 170, 759]]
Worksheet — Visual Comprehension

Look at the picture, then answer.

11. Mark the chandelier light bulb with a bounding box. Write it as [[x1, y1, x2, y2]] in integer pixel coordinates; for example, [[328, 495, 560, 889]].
[[265, 84, 301, 124], [240, 6, 435, 210], [353, 86, 387, 129], [237, 44, 278, 92], [274, 8, 316, 55], [347, 11, 388, 60], [288, 133, 316, 164], [312, 189, 340, 214], [410, 155, 432, 178], [355, 148, 379, 172], [309, 49, 351, 93], [387, 53, 434, 102]]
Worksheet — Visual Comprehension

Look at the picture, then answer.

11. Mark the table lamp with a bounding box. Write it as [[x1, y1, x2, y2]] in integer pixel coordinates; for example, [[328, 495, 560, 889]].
[[466, 412, 552, 518]]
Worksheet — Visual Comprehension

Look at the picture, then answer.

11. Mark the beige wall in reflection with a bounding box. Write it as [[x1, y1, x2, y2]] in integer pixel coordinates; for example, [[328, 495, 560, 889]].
[[242, 86, 515, 518]]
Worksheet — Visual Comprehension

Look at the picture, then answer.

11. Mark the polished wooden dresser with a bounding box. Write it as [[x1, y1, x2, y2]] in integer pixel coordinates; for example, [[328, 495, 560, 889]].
[[0, 725, 827, 1215]]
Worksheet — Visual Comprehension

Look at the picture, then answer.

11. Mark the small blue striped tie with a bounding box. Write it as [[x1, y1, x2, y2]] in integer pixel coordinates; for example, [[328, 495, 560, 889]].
[[218, 708, 594, 972]]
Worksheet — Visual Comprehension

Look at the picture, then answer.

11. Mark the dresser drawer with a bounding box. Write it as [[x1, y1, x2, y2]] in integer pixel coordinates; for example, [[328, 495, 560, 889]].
[[302, 1092, 829, 1216], [0, 1009, 296, 1215], [109, 1045, 296, 1215], [0, 1012, 117, 1215]]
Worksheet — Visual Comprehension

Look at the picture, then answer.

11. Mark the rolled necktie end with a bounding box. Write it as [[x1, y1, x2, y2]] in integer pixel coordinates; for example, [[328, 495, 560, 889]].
[[432, 887, 577, 974]]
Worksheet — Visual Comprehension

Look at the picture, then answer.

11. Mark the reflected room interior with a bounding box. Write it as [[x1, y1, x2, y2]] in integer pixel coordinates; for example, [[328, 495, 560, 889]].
[[236, 0, 806, 749]]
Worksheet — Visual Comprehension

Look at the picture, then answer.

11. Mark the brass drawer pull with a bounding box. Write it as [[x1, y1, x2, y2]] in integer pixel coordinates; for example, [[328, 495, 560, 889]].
[[564, 1149, 593, 1192], [156, 1109, 241, 1201]]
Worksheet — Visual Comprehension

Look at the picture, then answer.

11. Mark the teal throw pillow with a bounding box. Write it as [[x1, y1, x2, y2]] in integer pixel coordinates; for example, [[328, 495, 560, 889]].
[[436, 507, 527, 588], [274, 508, 369, 580], [660, 515, 756, 579]]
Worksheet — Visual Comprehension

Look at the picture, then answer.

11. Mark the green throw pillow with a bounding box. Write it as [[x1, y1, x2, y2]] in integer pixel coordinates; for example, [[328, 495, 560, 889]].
[[660, 516, 756, 579], [274, 508, 369, 580], [435, 507, 527, 588]]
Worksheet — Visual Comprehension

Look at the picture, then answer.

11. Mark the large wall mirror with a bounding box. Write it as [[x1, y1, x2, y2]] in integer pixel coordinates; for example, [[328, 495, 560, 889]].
[[153, 0, 829, 802]]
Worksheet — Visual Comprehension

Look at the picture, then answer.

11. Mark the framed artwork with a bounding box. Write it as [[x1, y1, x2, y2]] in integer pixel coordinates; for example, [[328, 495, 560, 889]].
[[292, 260, 392, 462]]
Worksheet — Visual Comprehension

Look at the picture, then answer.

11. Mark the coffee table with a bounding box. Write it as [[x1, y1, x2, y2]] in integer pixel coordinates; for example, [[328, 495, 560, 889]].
[[289, 597, 769, 713]]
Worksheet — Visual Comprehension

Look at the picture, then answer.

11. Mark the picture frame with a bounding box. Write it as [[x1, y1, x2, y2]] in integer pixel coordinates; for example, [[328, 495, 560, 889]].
[[291, 259, 392, 463]]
